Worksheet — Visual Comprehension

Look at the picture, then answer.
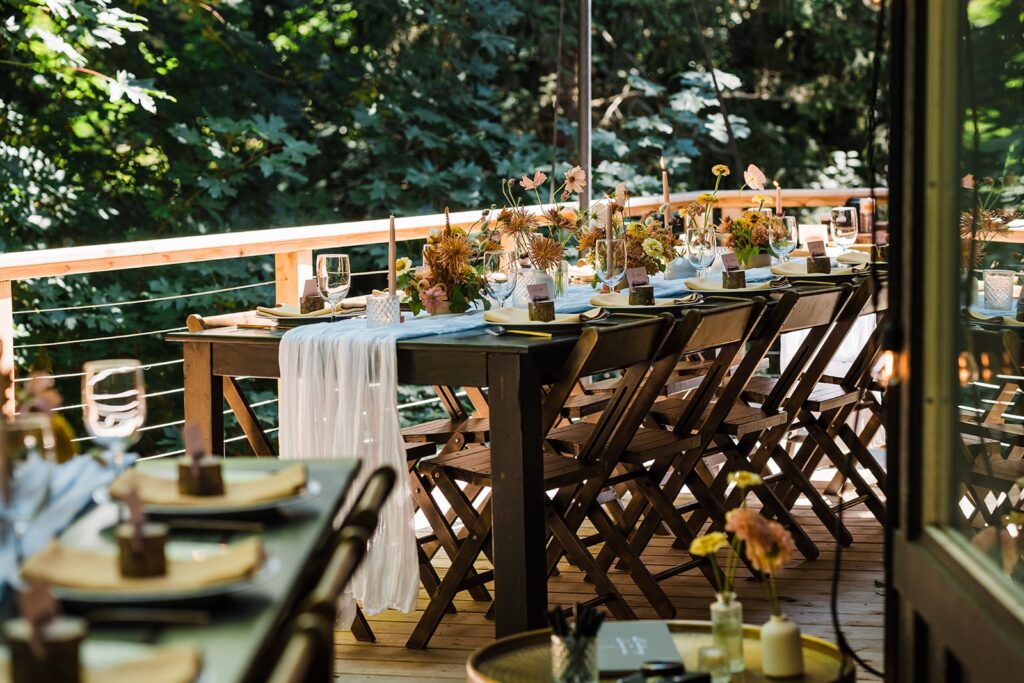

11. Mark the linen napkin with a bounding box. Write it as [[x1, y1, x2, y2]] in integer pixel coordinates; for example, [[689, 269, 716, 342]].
[[965, 307, 1024, 327], [589, 292, 679, 308], [837, 250, 872, 265], [256, 296, 368, 318], [108, 464, 307, 508], [682, 278, 774, 292], [770, 261, 867, 277], [0, 645, 201, 683], [483, 308, 594, 325], [21, 537, 264, 592]]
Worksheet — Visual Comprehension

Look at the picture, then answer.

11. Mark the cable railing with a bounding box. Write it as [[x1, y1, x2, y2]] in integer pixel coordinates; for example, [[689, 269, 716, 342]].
[[0, 188, 889, 457]]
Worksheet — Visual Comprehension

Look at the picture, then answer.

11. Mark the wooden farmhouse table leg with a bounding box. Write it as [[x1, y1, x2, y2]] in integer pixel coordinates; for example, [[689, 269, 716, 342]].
[[487, 352, 548, 637], [183, 341, 224, 456]]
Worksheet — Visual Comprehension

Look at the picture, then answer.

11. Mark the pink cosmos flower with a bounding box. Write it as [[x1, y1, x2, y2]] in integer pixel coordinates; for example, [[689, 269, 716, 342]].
[[743, 164, 767, 191], [420, 285, 448, 314], [564, 165, 587, 195], [520, 170, 548, 191], [962, 173, 975, 189]]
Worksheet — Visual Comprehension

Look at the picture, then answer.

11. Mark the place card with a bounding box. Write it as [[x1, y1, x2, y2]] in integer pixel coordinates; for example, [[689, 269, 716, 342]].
[[597, 621, 681, 675], [301, 278, 319, 297], [807, 240, 827, 258], [721, 251, 741, 272], [807, 240, 831, 274], [625, 267, 649, 288], [527, 283, 552, 303]]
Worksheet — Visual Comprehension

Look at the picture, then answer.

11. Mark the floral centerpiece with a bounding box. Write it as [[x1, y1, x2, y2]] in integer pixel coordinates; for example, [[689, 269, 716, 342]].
[[397, 208, 486, 315], [486, 166, 590, 299], [576, 184, 678, 282]]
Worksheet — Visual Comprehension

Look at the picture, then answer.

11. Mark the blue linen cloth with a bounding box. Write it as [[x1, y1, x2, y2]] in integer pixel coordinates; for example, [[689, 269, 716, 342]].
[[0, 452, 130, 598]]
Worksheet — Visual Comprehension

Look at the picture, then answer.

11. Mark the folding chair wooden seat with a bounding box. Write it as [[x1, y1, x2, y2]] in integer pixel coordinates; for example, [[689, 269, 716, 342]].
[[400, 385, 490, 452], [407, 315, 691, 648]]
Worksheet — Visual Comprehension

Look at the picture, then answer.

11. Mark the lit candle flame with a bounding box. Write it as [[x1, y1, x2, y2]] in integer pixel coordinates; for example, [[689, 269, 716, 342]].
[[659, 156, 666, 171]]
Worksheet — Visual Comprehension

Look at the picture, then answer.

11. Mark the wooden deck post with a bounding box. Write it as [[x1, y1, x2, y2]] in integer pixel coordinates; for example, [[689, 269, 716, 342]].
[[0, 281, 14, 416], [275, 250, 314, 307]]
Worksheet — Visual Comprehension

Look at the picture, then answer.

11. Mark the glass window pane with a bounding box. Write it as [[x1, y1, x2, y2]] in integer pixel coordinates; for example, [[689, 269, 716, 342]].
[[955, 0, 1024, 584]]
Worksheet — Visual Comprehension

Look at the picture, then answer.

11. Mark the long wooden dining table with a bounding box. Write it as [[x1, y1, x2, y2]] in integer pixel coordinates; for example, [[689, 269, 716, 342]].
[[168, 324, 586, 638]]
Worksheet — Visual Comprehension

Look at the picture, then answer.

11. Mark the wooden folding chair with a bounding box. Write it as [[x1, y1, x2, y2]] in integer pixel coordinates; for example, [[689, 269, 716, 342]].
[[267, 612, 334, 683], [406, 316, 682, 648], [708, 280, 886, 541]]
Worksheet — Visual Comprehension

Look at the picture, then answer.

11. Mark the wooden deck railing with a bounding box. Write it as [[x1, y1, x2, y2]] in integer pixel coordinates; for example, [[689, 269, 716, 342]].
[[0, 187, 887, 418]]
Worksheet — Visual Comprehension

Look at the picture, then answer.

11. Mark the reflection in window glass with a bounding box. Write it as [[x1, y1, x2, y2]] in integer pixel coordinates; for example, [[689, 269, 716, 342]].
[[956, 0, 1024, 583]]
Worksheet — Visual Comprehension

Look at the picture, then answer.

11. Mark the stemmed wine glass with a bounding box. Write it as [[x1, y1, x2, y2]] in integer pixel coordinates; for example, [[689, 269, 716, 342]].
[[482, 250, 518, 308], [595, 239, 627, 290], [686, 226, 717, 280], [82, 359, 146, 466], [830, 207, 859, 255], [315, 253, 352, 322], [769, 216, 799, 263]]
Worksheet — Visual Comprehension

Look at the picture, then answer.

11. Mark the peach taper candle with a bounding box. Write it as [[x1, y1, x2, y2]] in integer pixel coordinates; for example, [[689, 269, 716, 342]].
[[660, 156, 671, 230], [388, 214, 397, 295]]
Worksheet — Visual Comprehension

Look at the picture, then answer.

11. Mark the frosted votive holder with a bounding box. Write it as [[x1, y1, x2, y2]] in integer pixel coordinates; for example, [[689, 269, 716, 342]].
[[983, 269, 1015, 311], [367, 293, 401, 329]]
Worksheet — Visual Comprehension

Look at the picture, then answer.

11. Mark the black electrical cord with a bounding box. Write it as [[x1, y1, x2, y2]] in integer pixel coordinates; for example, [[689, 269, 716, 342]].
[[829, 1, 886, 679]]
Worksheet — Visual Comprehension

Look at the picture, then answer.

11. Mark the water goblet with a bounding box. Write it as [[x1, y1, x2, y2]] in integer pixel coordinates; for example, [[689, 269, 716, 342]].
[[686, 226, 717, 280], [482, 250, 518, 308], [831, 206, 859, 254], [769, 215, 799, 263], [82, 359, 146, 465], [594, 239, 627, 290], [315, 253, 352, 322]]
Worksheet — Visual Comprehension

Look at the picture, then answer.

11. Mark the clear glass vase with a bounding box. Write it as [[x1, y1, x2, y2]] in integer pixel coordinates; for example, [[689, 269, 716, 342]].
[[548, 259, 570, 299], [551, 635, 597, 683], [710, 591, 744, 674]]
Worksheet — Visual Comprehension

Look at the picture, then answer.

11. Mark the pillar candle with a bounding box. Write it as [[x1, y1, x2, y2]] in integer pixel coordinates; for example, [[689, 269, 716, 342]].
[[660, 157, 671, 230], [774, 181, 783, 216], [388, 214, 397, 296]]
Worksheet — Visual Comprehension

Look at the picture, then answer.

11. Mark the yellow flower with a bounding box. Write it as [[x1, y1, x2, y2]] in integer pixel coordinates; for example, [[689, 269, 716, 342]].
[[642, 237, 664, 259], [695, 193, 719, 205], [728, 470, 763, 489], [751, 194, 772, 206], [395, 257, 413, 277], [712, 164, 731, 177], [689, 532, 729, 557]]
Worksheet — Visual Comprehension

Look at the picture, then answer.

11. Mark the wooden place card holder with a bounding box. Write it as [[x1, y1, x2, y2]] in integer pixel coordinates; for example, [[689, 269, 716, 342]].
[[806, 240, 831, 274], [526, 283, 555, 322], [720, 251, 746, 289], [626, 267, 655, 305]]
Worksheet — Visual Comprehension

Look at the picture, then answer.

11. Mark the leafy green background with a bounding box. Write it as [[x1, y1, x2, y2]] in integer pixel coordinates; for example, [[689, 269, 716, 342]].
[[2, 0, 889, 456]]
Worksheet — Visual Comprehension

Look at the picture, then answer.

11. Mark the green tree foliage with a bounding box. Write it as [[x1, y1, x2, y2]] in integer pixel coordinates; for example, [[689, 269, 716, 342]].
[[1, 0, 886, 454]]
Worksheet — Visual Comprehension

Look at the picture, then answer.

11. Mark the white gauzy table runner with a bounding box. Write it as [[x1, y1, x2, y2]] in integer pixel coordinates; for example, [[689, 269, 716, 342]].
[[275, 267, 778, 617]]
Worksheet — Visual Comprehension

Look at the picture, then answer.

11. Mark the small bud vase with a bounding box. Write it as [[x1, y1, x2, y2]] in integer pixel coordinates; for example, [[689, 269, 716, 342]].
[[760, 614, 804, 678], [710, 591, 744, 674]]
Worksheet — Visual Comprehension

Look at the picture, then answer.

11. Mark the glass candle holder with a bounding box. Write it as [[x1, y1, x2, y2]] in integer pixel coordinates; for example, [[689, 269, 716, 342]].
[[366, 292, 401, 329], [983, 269, 1016, 311], [697, 645, 730, 683], [551, 635, 597, 683]]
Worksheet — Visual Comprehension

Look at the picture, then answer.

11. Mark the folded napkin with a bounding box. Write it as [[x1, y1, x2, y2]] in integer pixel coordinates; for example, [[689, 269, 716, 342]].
[[770, 261, 866, 277], [0, 645, 201, 683], [589, 292, 682, 308], [108, 464, 307, 508], [21, 537, 264, 592], [256, 296, 368, 318], [837, 251, 872, 265], [483, 308, 597, 324], [965, 307, 1024, 327], [683, 278, 773, 292], [568, 263, 596, 282]]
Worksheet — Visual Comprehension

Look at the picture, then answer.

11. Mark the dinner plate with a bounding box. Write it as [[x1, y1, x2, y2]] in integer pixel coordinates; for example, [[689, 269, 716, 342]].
[[258, 311, 364, 327], [589, 292, 695, 313], [770, 262, 868, 279], [483, 309, 588, 334], [30, 541, 281, 606], [95, 472, 322, 517]]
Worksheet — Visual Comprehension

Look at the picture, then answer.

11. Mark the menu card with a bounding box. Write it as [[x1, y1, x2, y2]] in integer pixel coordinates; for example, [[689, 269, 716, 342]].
[[807, 240, 827, 258], [527, 283, 552, 302], [597, 621, 681, 675], [720, 251, 741, 271], [625, 267, 650, 288]]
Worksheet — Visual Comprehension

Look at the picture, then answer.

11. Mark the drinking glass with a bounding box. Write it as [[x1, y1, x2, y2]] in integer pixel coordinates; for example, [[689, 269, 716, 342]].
[[82, 359, 146, 464], [686, 226, 717, 279], [594, 239, 627, 289], [831, 206, 859, 253], [482, 250, 518, 308], [315, 253, 352, 321], [769, 216, 799, 262]]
